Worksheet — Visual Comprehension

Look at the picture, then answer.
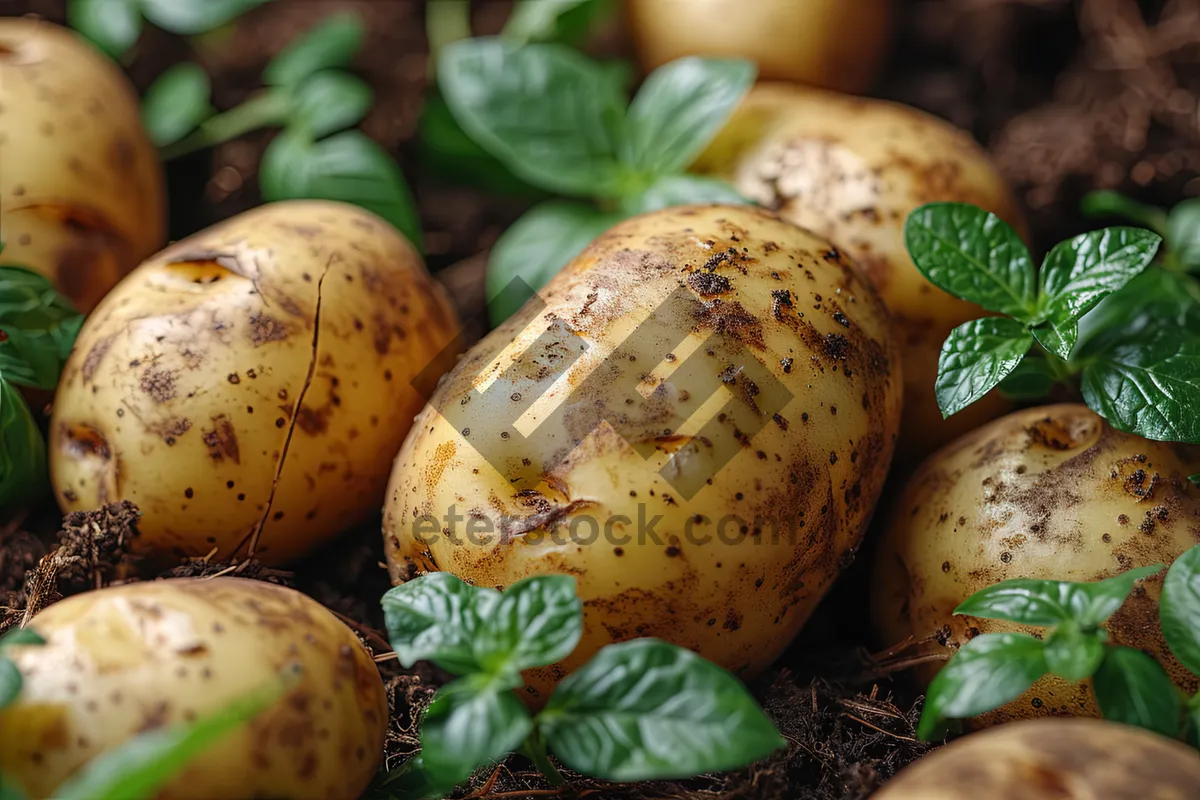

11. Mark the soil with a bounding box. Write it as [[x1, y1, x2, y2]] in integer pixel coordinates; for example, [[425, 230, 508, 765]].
[[3, 0, 1200, 798]]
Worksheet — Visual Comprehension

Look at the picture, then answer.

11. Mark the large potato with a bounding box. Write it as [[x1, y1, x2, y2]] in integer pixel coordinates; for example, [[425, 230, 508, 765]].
[[384, 204, 903, 701], [0, 18, 165, 312], [875, 718, 1200, 800], [50, 201, 459, 565], [0, 577, 388, 800], [871, 404, 1200, 726], [694, 84, 1026, 462], [624, 0, 893, 95]]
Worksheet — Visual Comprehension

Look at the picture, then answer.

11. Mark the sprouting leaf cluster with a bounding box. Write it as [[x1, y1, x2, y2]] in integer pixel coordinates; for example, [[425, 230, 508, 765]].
[[69, 0, 272, 59], [0, 628, 291, 800], [919, 544, 1200, 746], [435, 37, 755, 325], [136, 13, 421, 248], [377, 573, 784, 799], [905, 202, 1200, 444], [0, 246, 86, 511]]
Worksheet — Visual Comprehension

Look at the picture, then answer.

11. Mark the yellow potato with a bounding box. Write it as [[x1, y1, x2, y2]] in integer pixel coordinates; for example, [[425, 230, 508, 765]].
[[624, 0, 893, 95], [871, 403, 1200, 727], [0, 18, 165, 312], [0, 577, 388, 800], [694, 84, 1027, 463], [875, 718, 1200, 800], [384, 204, 903, 702], [50, 201, 459, 565]]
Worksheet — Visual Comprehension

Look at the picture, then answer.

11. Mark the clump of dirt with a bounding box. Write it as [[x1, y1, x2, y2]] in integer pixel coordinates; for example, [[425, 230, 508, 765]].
[[1, 500, 143, 633]]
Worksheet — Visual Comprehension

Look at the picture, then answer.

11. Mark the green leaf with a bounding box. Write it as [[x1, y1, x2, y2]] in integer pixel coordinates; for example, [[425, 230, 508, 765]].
[[1167, 198, 1200, 269], [289, 71, 372, 139], [1080, 190, 1169, 235], [485, 201, 623, 327], [0, 629, 44, 649], [620, 57, 756, 178], [260, 128, 423, 251], [917, 633, 1047, 741], [1093, 647, 1183, 738], [997, 357, 1058, 401], [1076, 268, 1200, 358], [1044, 625, 1106, 682], [540, 639, 785, 781], [1160, 544, 1200, 677], [621, 174, 750, 216], [0, 775, 28, 800], [1190, 473, 1200, 486], [381, 572, 501, 675], [0, 658, 22, 710], [953, 566, 1164, 629], [935, 317, 1032, 418], [53, 674, 286, 800], [1080, 327, 1200, 444], [141, 0, 270, 35], [68, 0, 144, 59], [419, 676, 533, 790], [1031, 228, 1161, 359], [263, 11, 364, 87], [905, 203, 1037, 321], [141, 64, 214, 148], [438, 38, 628, 198], [475, 576, 583, 674], [0, 379, 49, 511], [416, 94, 541, 197], [1188, 701, 1200, 749], [0, 266, 85, 390], [502, 0, 609, 46]]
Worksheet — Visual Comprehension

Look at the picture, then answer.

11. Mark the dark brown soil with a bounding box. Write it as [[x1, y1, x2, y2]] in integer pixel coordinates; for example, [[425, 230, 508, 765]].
[[4, 1, 1200, 798]]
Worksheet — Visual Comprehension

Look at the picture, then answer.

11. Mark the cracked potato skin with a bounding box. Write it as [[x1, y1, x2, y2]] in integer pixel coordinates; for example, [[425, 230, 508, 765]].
[[875, 718, 1200, 800], [0, 19, 165, 312], [625, 0, 893, 95], [871, 404, 1200, 727], [0, 577, 388, 800], [383, 204, 903, 702], [695, 84, 1026, 462], [50, 201, 459, 565]]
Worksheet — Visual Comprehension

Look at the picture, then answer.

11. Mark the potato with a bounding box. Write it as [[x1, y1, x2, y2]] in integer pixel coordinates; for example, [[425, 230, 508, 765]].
[[0, 577, 387, 800], [50, 201, 459, 565], [624, 0, 893, 95], [694, 84, 1026, 462], [875, 718, 1200, 799], [383, 204, 903, 701], [0, 19, 165, 312], [871, 403, 1200, 727]]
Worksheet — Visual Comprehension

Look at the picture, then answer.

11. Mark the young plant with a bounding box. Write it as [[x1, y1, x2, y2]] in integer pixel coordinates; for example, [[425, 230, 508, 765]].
[[69, 0, 270, 60], [905, 202, 1200, 444], [436, 38, 756, 325], [378, 573, 784, 798], [0, 245, 85, 511], [919, 544, 1200, 745], [138, 13, 422, 248]]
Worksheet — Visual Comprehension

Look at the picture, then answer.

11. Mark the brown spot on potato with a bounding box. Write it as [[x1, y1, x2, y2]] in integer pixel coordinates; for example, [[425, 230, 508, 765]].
[[139, 365, 177, 402], [248, 314, 288, 346], [202, 415, 241, 463]]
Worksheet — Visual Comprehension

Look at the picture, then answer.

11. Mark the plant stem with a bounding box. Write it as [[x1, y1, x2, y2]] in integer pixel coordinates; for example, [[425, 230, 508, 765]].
[[159, 90, 292, 161], [426, 0, 472, 70], [520, 732, 564, 787]]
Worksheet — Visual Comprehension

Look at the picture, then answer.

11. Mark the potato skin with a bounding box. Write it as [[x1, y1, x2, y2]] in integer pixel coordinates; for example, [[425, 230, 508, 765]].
[[0, 19, 165, 312], [875, 718, 1200, 800], [695, 84, 1026, 462], [624, 0, 893, 95], [50, 201, 459, 565], [0, 577, 388, 800], [871, 404, 1200, 726], [384, 204, 903, 701]]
